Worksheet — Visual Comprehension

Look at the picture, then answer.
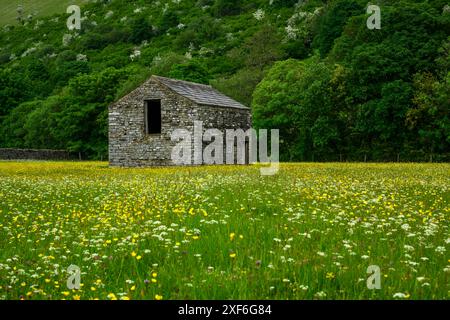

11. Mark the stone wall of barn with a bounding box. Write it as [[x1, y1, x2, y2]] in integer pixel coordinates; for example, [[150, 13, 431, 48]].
[[109, 78, 252, 167], [195, 104, 253, 165]]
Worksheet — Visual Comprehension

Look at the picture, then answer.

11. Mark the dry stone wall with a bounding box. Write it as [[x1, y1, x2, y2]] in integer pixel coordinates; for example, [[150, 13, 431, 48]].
[[0, 149, 71, 161]]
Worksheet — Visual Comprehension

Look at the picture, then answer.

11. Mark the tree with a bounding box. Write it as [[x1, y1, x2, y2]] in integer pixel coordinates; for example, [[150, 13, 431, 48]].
[[242, 24, 284, 70], [211, 68, 265, 107], [213, 0, 242, 17], [313, 0, 364, 57], [23, 96, 64, 149], [253, 57, 339, 161], [159, 10, 179, 32], [168, 60, 211, 84], [0, 68, 32, 118], [129, 17, 153, 44], [407, 72, 450, 160], [0, 101, 37, 148], [354, 80, 413, 160]]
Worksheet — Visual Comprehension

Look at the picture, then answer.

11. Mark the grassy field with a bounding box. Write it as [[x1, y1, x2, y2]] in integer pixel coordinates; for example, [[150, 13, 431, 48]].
[[0, 0, 89, 26], [0, 162, 448, 300]]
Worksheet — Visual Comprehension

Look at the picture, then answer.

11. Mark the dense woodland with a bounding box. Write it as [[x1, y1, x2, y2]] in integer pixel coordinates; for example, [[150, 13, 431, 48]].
[[0, 0, 448, 161]]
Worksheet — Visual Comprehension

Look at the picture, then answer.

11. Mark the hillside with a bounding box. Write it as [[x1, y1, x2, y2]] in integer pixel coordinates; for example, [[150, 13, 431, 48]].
[[0, 0, 88, 26], [0, 0, 449, 161]]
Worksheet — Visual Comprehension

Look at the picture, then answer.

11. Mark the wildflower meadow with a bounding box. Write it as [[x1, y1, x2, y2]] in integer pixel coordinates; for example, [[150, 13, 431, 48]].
[[0, 162, 448, 300]]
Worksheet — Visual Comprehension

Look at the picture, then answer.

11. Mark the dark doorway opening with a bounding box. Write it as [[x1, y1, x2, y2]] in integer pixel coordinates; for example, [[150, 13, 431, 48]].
[[145, 100, 162, 134]]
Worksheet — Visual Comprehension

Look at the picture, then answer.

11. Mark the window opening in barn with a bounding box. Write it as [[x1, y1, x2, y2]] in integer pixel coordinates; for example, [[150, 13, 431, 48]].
[[145, 100, 162, 134]]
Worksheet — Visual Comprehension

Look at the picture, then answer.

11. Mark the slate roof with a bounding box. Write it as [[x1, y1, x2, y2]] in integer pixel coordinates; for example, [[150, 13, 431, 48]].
[[152, 75, 249, 110]]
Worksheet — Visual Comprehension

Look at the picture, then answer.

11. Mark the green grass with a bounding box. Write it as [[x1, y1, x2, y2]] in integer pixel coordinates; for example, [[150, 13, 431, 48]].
[[0, 162, 448, 300], [0, 0, 89, 26]]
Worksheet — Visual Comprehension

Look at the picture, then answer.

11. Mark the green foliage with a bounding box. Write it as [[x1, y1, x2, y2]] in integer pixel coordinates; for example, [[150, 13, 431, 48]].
[[240, 24, 284, 70], [0, 68, 33, 117], [159, 10, 180, 32], [115, 66, 152, 101], [253, 0, 450, 163], [0, 100, 37, 147], [211, 67, 265, 107], [168, 60, 211, 84], [22, 96, 64, 150], [270, 0, 301, 8], [128, 16, 154, 44], [313, 0, 364, 57], [0, 0, 448, 161], [213, 0, 242, 17], [43, 50, 89, 89], [253, 57, 337, 161], [150, 52, 189, 77], [407, 72, 450, 157], [354, 80, 414, 159], [67, 67, 127, 105]]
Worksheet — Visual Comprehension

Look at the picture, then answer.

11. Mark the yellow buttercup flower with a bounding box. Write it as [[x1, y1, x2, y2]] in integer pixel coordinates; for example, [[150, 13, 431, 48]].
[[229, 253, 236, 259], [107, 293, 117, 300], [326, 272, 335, 280], [155, 294, 163, 300]]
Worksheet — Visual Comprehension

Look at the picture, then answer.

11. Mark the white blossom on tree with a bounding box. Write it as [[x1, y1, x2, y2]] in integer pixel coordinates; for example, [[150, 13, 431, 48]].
[[253, 9, 265, 21]]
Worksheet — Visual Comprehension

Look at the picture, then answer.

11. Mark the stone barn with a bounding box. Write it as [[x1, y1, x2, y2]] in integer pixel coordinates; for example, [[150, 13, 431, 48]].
[[109, 75, 252, 167]]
